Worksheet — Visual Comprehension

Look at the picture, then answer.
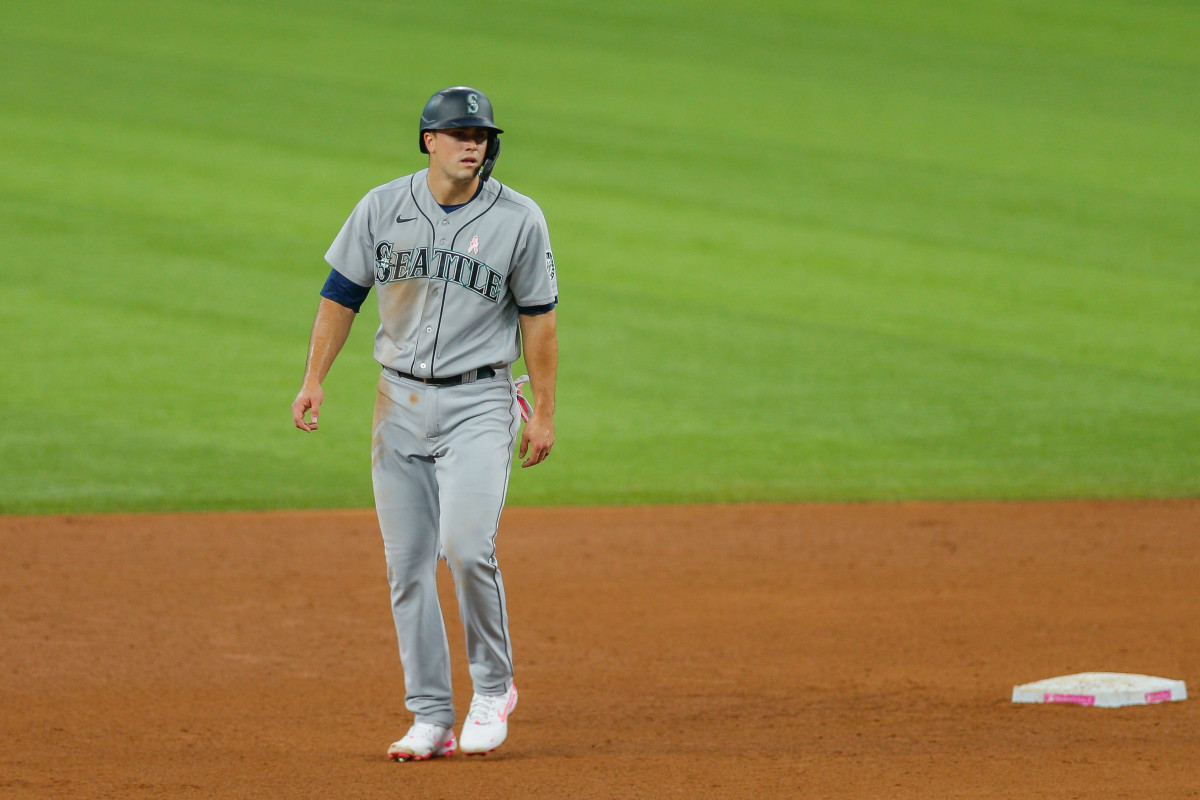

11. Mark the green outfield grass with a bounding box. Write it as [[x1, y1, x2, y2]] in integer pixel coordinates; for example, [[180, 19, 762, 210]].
[[1, 0, 1197, 513]]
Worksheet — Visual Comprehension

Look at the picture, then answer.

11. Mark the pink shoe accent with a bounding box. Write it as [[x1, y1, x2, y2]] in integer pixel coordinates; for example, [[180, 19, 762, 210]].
[[387, 727, 457, 761], [499, 687, 517, 722]]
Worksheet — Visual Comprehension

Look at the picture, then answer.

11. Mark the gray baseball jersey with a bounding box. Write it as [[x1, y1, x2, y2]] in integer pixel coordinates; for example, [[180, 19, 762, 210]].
[[325, 168, 558, 378]]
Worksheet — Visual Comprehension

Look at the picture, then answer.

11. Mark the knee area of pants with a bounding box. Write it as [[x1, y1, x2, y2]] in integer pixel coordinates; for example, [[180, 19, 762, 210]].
[[386, 562, 436, 590], [440, 545, 494, 575]]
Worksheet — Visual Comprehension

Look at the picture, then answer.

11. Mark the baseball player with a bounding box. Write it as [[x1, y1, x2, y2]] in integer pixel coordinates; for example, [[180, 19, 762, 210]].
[[291, 86, 558, 760]]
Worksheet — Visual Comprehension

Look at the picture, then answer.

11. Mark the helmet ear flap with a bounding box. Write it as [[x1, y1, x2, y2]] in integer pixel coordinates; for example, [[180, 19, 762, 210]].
[[480, 135, 501, 182]]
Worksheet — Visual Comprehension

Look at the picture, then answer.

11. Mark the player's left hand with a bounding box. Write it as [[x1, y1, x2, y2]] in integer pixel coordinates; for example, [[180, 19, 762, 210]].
[[519, 412, 554, 468]]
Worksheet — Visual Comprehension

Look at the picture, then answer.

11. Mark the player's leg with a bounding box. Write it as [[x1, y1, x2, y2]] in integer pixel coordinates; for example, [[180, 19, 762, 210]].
[[434, 373, 522, 697], [373, 373, 454, 729]]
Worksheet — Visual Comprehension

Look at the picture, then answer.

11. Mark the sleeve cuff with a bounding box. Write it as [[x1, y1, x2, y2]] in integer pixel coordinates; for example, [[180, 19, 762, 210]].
[[320, 268, 372, 312], [517, 298, 557, 315]]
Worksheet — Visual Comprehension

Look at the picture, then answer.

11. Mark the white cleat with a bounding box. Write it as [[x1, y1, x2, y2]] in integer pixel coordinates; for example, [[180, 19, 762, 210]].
[[460, 684, 518, 755], [387, 722, 457, 761]]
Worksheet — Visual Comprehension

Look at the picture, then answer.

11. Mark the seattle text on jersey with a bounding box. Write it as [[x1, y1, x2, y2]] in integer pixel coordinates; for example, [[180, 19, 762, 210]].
[[374, 241, 505, 303]]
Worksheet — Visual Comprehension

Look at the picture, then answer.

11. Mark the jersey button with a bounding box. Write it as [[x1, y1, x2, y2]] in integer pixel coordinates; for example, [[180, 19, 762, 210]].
[[426, 326, 433, 333], [419, 362, 427, 369], [439, 239, 446, 245]]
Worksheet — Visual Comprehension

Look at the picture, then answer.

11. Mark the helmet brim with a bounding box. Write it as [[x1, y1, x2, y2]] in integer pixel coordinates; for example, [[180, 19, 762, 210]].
[[419, 119, 504, 154]]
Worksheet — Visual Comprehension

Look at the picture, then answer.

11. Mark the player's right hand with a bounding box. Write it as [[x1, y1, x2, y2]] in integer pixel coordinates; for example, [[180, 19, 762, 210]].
[[292, 383, 324, 432]]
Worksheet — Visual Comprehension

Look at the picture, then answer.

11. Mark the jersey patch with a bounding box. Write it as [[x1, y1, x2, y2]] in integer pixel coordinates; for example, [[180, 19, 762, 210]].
[[545, 250, 556, 282]]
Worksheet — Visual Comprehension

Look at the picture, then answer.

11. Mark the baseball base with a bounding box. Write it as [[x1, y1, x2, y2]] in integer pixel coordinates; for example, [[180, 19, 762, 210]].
[[1012, 672, 1187, 707]]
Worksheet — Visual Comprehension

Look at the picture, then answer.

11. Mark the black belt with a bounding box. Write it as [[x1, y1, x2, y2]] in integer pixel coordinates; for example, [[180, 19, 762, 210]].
[[390, 366, 496, 386]]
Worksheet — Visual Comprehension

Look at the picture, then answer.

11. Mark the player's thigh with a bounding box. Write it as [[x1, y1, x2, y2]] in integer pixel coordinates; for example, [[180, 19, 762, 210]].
[[373, 374, 440, 563], [435, 381, 520, 559]]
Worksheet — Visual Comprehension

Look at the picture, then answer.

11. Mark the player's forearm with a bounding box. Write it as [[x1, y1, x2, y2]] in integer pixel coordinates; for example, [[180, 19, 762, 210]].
[[302, 298, 356, 386], [518, 311, 557, 415]]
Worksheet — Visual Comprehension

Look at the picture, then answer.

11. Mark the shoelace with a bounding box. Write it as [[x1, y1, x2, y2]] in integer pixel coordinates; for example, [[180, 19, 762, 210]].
[[466, 693, 507, 724]]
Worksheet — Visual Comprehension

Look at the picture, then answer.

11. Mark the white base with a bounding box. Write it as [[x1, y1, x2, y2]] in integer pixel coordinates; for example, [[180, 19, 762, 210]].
[[1012, 672, 1187, 708]]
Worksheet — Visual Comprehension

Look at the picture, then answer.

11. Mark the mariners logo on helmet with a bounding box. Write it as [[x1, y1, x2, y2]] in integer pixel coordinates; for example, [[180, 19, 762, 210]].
[[418, 86, 503, 156]]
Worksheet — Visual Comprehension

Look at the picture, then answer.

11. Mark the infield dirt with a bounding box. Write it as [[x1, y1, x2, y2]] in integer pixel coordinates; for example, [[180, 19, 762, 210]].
[[2, 501, 1197, 799]]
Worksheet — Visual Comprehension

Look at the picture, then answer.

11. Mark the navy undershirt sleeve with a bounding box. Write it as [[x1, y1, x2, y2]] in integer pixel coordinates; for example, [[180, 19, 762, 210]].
[[517, 298, 558, 315], [320, 268, 372, 312]]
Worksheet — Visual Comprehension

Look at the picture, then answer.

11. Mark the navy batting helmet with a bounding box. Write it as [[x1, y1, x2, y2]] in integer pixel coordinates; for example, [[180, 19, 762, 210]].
[[418, 86, 503, 154]]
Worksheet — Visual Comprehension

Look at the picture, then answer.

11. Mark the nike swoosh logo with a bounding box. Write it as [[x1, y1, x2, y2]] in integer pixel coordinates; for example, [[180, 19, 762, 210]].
[[396, 216, 416, 223]]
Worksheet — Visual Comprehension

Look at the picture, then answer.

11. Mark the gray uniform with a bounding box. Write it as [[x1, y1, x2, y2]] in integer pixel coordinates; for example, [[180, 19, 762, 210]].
[[325, 169, 558, 727]]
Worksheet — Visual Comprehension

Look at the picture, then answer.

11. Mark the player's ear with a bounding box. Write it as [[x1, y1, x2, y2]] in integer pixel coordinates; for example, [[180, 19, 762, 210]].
[[423, 131, 436, 153]]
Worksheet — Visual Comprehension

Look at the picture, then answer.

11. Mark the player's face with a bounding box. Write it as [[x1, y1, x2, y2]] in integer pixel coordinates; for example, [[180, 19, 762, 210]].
[[426, 127, 490, 183]]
